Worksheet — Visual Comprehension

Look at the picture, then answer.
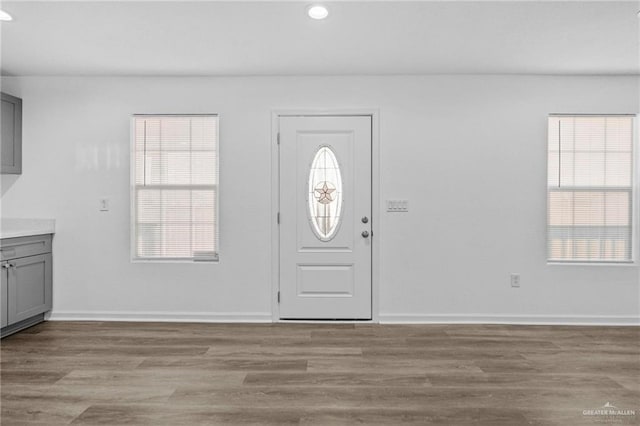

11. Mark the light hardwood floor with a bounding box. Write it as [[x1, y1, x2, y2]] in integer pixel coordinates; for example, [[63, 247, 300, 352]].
[[1, 322, 638, 425]]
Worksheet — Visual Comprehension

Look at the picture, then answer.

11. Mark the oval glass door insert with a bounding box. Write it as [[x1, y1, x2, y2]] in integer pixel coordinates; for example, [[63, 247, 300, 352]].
[[308, 146, 343, 241]]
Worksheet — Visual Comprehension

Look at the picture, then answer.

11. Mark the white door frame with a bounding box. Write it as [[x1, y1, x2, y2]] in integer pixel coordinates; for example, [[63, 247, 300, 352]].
[[270, 109, 381, 322]]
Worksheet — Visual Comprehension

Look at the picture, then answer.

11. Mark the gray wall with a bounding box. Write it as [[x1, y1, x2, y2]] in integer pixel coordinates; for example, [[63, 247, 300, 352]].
[[1, 75, 638, 323]]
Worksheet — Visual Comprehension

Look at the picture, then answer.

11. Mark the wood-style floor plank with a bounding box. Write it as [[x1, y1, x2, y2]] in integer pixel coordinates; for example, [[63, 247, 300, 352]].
[[1, 321, 639, 425], [243, 372, 430, 387]]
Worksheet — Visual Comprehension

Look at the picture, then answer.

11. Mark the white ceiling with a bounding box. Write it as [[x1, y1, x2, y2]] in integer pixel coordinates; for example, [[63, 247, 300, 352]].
[[1, 1, 639, 76]]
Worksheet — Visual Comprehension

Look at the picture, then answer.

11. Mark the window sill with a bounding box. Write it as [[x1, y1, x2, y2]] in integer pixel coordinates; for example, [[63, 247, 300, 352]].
[[547, 261, 636, 267], [131, 258, 219, 264]]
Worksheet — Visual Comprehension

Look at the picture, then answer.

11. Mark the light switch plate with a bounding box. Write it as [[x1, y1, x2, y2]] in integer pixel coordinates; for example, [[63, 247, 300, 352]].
[[387, 200, 409, 212], [510, 273, 520, 288]]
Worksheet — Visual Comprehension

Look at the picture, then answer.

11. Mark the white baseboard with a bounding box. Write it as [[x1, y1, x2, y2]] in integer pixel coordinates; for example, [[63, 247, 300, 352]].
[[46, 311, 640, 326], [47, 310, 273, 323], [379, 313, 640, 326]]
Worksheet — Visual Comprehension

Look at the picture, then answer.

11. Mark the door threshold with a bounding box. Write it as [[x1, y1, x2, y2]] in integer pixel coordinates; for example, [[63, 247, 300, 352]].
[[278, 318, 374, 323]]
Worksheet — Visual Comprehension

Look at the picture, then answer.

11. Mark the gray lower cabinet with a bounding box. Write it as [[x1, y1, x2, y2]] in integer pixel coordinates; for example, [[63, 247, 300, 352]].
[[1, 266, 7, 328], [0, 234, 53, 337], [1, 92, 22, 174]]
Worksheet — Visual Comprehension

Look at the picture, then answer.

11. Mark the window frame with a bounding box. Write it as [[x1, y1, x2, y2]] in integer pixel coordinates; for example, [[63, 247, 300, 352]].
[[129, 114, 220, 263], [546, 113, 638, 265]]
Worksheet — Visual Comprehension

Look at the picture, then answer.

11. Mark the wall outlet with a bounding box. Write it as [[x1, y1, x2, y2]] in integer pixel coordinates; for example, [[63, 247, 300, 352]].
[[99, 197, 110, 212], [387, 200, 409, 212], [510, 273, 520, 288]]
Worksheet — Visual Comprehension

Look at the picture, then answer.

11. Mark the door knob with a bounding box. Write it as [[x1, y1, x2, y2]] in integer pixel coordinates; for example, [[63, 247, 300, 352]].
[[361, 216, 369, 224], [1, 263, 8, 269], [361, 231, 370, 238]]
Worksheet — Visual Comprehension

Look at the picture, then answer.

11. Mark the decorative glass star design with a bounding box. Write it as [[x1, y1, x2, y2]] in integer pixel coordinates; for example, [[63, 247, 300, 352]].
[[314, 181, 336, 204]]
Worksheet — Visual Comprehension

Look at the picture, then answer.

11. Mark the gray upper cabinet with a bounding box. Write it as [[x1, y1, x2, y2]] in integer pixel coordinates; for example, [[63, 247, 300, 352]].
[[1, 92, 22, 174]]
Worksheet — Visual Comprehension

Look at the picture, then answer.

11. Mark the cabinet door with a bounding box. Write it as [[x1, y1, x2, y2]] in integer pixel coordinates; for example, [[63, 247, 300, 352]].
[[1, 265, 8, 328], [7, 254, 52, 324], [1, 92, 22, 174]]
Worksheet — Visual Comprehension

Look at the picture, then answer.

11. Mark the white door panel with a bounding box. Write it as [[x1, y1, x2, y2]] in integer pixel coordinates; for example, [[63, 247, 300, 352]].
[[279, 116, 371, 319]]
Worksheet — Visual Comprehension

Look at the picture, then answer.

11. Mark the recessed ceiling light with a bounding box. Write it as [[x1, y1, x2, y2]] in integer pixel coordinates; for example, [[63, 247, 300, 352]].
[[0, 10, 12, 21], [307, 5, 329, 20]]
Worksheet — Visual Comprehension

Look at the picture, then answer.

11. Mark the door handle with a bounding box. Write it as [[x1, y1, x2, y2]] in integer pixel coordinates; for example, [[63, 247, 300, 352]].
[[1, 263, 9, 269], [361, 231, 370, 238]]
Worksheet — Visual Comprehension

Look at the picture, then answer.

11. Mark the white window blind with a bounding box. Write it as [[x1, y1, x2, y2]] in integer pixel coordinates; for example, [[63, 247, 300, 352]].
[[547, 115, 634, 263], [132, 115, 218, 261]]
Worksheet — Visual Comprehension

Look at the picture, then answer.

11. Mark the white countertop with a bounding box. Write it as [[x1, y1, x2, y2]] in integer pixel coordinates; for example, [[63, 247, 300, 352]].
[[1, 218, 56, 239]]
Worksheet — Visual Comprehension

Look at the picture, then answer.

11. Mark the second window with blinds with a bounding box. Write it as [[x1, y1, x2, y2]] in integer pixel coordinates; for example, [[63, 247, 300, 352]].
[[132, 115, 219, 261], [547, 115, 635, 263]]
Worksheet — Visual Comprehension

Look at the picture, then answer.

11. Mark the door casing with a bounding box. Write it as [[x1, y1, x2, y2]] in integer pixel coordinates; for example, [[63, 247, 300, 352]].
[[270, 109, 380, 322]]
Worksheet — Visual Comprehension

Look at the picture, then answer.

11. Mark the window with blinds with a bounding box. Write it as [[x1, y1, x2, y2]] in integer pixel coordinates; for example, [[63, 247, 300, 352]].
[[132, 115, 218, 261], [547, 115, 635, 263]]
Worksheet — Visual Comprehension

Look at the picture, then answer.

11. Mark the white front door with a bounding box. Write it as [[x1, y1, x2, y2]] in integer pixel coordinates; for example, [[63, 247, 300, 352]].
[[279, 115, 372, 319]]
